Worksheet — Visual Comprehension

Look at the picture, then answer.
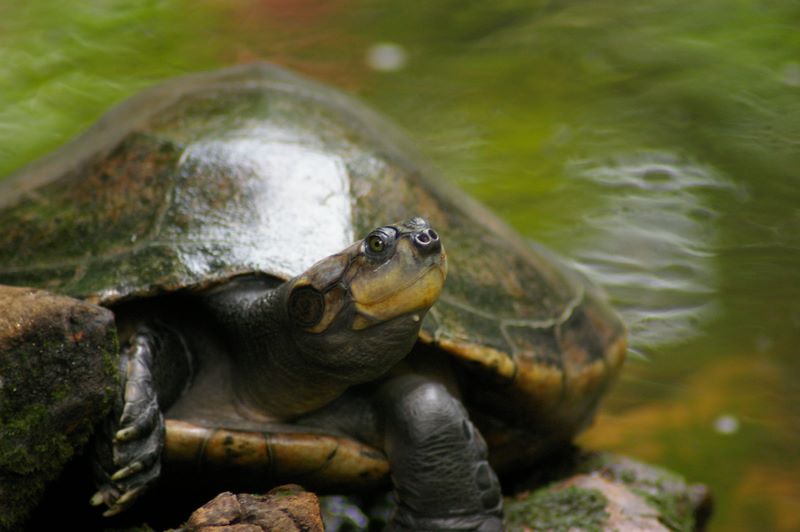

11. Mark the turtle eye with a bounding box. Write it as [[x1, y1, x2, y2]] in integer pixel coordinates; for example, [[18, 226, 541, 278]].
[[287, 286, 325, 328], [367, 234, 385, 253], [364, 227, 396, 259]]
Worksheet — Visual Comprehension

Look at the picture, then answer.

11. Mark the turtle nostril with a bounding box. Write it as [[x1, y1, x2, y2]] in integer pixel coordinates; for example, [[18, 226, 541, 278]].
[[412, 228, 441, 255]]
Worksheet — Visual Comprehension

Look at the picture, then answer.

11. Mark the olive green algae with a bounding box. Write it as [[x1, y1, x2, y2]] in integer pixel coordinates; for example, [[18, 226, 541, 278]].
[[506, 451, 711, 531], [505, 485, 609, 532], [0, 285, 118, 530]]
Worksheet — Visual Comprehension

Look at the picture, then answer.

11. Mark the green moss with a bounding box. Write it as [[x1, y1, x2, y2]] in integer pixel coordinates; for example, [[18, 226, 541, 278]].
[[0, 405, 70, 473], [620, 469, 637, 484], [0, 398, 97, 530], [504, 486, 609, 532], [635, 487, 696, 532], [0, 404, 88, 530]]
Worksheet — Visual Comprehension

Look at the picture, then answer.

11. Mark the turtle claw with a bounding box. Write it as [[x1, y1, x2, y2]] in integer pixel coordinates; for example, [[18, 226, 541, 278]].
[[111, 461, 144, 482], [102, 502, 127, 518], [92, 452, 161, 517], [89, 491, 107, 507], [99, 484, 149, 517], [90, 484, 121, 511], [117, 485, 147, 506], [102, 506, 123, 518], [114, 426, 138, 443]]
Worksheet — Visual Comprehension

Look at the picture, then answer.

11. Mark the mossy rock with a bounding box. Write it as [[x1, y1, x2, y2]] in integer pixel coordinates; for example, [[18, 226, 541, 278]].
[[505, 452, 712, 531], [0, 285, 118, 530]]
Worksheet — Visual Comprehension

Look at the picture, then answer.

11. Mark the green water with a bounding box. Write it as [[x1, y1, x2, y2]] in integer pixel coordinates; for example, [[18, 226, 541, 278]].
[[2, 1, 799, 529]]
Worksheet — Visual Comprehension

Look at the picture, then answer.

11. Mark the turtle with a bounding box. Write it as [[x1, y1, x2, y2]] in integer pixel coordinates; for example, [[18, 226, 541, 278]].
[[0, 63, 627, 530]]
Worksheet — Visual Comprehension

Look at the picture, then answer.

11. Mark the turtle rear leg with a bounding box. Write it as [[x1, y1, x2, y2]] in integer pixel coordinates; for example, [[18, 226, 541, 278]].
[[378, 375, 503, 531], [91, 322, 192, 516]]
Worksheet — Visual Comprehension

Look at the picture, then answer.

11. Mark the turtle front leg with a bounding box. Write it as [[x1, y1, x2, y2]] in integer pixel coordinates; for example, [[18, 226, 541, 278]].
[[378, 375, 503, 531], [91, 323, 191, 516]]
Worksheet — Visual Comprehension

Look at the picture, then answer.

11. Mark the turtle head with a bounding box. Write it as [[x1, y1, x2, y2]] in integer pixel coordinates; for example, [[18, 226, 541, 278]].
[[281, 217, 447, 382]]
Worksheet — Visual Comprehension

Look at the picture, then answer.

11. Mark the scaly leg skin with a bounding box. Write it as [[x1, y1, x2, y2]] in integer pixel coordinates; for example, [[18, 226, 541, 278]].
[[90, 327, 165, 517], [379, 375, 504, 532]]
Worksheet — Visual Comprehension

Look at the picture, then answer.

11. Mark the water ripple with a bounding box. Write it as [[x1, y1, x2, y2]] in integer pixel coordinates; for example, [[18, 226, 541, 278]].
[[563, 151, 738, 354]]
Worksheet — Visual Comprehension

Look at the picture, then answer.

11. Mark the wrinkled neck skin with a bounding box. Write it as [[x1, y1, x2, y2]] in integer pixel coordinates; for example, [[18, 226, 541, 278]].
[[206, 277, 422, 420]]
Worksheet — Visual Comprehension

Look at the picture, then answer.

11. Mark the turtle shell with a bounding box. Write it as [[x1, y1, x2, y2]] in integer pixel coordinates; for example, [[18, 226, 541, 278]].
[[0, 63, 625, 467]]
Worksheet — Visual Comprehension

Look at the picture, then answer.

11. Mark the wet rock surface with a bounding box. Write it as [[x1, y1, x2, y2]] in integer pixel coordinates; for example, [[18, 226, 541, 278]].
[[0, 285, 117, 531]]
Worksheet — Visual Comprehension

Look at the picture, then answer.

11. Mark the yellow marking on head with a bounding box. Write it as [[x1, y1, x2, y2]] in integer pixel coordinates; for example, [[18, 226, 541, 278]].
[[350, 238, 446, 328]]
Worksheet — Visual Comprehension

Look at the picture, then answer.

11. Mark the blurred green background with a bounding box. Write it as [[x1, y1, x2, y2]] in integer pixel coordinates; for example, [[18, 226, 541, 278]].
[[2, 1, 799, 529]]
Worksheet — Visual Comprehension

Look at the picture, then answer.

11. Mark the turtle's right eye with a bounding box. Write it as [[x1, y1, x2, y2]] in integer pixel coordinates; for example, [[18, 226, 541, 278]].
[[367, 235, 385, 253]]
